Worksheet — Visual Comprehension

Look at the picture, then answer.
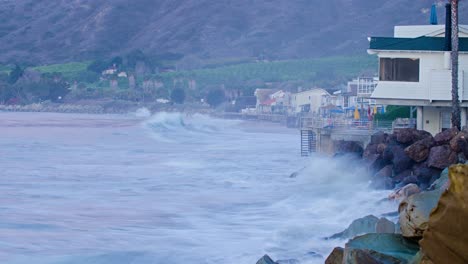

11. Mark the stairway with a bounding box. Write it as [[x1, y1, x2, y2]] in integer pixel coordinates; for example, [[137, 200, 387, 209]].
[[301, 130, 316, 156]]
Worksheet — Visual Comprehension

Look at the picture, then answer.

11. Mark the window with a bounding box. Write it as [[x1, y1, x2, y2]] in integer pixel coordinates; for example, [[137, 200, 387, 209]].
[[379, 58, 420, 82], [441, 112, 451, 131]]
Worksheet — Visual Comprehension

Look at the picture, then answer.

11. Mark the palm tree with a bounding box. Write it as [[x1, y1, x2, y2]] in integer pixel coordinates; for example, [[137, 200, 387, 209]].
[[451, 0, 461, 129]]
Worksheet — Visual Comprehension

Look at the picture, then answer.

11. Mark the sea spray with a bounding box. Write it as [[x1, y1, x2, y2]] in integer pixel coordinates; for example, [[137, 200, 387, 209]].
[[0, 112, 395, 264]]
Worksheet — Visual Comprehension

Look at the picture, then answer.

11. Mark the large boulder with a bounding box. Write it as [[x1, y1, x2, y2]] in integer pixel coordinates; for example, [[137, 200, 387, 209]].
[[372, 165, 394, 189], [427, 145, 458, 169], [404, 136, 435, 162], [325, 247, 344, 264], [389, 183, 421, 202], [363, 144, 379, 159], [376, 217, 396, 234], [420, 165, 468, 264], [434, 127, 459, 145], [398, 188, 444, 238], [328, 215, 379, 240], [450, 130, 468, 153], [371, 131, 388, 145], [412, 162, 442, 187], [334, 140, 363, 157], [395, 129, 431, 145], [343, 234, 420, 264], [256, 255, 277, 264], [391, 145, 413, 174]]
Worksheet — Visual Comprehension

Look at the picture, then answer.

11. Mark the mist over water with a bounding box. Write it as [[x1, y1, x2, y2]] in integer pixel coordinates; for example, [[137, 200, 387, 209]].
[[0, 112, 395, 264]]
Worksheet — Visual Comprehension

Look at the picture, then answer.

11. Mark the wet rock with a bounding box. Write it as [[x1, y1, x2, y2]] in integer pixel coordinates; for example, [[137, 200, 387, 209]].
[[396, 128, 418, 144], [371, 131, 387, 145], [367, 154, 388, 173], [325, 247, 344, 264], [363, 144, 379, 159], [391, 145, 413, 174], [434, 127, 459, 145], [372, 165, 394, 189], [389, 184, 421, 202], [398, 188, 444, 238], [404, 136, 435, 162], [376, 218, 396, 234], [328, 215, 378, 240], [429, 168, 449, 190], [256, 255, 277, 264], [377, 143, 387, 154], [334, 140, 363, 156], [427, 145, 458, 169], [449, 130, 468, 153], [401, 175, 418, 186], [413, 163, 442, 187], [392, 169, 412, 185], [343, 234, 420, 264], [420, 165, 468, 264]]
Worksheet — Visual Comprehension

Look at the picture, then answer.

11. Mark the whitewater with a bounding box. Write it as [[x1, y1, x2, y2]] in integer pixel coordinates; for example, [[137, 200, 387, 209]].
[[0, 111, 395, 264]]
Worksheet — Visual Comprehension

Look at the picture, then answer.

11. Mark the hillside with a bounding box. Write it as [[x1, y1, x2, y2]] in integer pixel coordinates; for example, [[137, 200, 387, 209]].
[[0, 0, 467, 64]]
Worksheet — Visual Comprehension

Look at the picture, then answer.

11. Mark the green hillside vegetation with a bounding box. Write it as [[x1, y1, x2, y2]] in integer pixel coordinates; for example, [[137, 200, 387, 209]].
[[162, 56, 377, 89], [32, 61, 91, 79]]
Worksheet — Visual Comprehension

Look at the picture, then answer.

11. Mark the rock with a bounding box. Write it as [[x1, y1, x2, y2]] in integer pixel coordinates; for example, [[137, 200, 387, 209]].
[[449, 130, 468, 152], [404, 136, 435, 162], [382, 144, 394, 162], [420, 165, 468, 264], [376, 218, 396, 234], [328, 215, 379, 240], [401, 175, 418, 186], [413, 163, 442, 187], [366, 154, 388, 174], [392, 169, 412, 185], [371, 131, 387, 145], [363, 144, 379, 159], [334, 140, 363, 156], [371, 165, 394, 189], [325, 247, 344, 264], [395, 128, 418, 144], [427, 145, 458, 169], [398, 188, 444, 238], [256, 255, 277, 264], [434, 127, 459, 145], [377, 143, 387, 154], [343, 234, 420, 264], [429, 168, 449, 190], [391, 145, 413, 174], [389, 183, 421, 202], [375, 165, 393, 178]]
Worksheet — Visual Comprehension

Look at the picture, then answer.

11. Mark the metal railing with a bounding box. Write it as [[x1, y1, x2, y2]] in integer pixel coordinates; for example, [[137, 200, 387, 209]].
[[300, 117, 394, 134]]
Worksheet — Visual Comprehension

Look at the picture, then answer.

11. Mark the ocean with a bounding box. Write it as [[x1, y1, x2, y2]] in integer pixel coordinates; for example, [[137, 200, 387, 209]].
[[0, 111, 395, 264]]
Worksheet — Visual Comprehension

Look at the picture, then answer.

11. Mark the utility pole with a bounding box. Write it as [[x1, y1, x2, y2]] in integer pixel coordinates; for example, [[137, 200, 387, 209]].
[[451, 0, 461, 129]]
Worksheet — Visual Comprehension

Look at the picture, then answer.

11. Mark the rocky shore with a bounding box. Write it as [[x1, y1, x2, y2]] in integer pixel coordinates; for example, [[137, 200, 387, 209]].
[[257, 128, 468, 264]]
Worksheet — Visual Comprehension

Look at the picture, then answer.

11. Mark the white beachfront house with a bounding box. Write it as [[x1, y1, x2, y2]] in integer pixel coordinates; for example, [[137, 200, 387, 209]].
[[368, 18, 468, 135], [291, 88, 331, 114]]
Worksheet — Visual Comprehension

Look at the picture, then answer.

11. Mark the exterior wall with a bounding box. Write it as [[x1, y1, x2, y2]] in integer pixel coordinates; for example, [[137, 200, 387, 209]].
[[372, 52, 468, 104], [292, 89, 329, 114]]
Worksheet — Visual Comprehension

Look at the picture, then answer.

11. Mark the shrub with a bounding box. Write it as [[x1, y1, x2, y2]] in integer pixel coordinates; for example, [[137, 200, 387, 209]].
[[170, 88, 185, 104], [206, 89, 225, 107]]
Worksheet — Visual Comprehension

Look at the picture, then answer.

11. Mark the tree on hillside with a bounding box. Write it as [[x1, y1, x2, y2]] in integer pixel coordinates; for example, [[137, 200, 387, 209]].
[[206, 89, 225, 108], [451, 0, 461, 129], [170, 88, 186, 104], [87, 60, 110, 74], [9, 65, 24, 84]]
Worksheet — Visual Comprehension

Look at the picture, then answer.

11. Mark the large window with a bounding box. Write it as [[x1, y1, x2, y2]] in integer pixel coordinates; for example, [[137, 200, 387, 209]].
[[379, 58, 420, 82]]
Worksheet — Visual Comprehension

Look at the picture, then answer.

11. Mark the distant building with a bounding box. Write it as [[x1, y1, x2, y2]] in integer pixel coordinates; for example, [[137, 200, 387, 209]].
[[368, 13, 468, 134], [291, 88, 330, 114], [254, 89, 278, 113]]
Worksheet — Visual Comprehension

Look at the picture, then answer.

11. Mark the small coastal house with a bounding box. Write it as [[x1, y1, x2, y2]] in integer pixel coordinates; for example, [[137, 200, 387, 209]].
[[291, 88, 330, 114], [254, 89, 278, 113], [368, 6, 468, 135]]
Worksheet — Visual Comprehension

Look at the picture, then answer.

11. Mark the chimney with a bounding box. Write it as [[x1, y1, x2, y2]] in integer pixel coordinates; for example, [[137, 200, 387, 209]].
[[445, 3, 452, 51]]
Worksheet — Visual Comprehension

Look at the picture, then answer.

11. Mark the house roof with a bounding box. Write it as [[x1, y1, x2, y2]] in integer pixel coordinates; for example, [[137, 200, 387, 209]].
[[369, 36, 468, 52]]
